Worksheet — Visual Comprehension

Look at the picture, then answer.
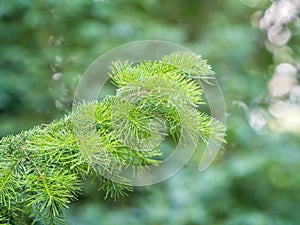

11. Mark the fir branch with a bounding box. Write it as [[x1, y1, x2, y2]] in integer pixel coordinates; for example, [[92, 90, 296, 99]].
[[0, 51, 225, 224]]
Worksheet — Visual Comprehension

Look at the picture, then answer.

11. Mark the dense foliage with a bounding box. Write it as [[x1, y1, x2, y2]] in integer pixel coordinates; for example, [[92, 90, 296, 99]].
[[0, 52, 224, 224], [0, 0, 300, 225]]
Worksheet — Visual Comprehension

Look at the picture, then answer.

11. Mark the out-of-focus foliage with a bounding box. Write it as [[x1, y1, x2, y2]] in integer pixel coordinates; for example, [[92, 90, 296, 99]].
[[1, 0, 300, 224]]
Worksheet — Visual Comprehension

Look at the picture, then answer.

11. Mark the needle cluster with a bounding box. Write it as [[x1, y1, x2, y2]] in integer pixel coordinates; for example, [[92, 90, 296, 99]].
[[0, 52, 225, 224]]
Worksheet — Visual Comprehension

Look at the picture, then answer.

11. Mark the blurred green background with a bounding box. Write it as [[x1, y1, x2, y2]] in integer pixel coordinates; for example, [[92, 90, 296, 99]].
[[1, 0, 300, 224]]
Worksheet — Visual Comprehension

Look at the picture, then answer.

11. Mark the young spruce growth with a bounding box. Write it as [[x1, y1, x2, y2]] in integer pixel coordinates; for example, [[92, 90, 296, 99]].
[[0, 52, 225, 224]]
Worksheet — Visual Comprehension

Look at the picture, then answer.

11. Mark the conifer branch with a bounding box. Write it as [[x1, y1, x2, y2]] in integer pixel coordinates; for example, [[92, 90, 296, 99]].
[[0, 52, 225, 224]]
